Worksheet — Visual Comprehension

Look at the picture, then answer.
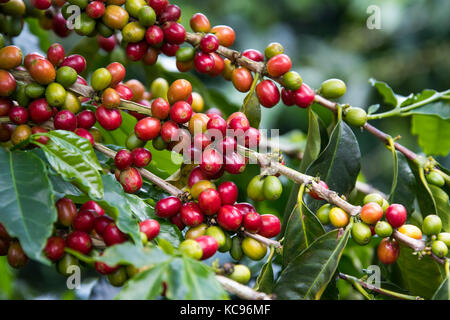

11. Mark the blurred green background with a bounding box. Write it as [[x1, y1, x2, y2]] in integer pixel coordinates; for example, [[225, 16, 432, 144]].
[[3, 0, 449, 300]]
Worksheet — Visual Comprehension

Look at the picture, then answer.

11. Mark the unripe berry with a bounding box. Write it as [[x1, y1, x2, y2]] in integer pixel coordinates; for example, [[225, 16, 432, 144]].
[[377, 238, 399, 264]]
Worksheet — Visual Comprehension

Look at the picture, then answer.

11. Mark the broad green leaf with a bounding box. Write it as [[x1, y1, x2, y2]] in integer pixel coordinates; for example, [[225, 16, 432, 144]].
[[35, 130, 103, 199], [429, 185, 450, 232], [0, 149, 57, 265], [254, 256, 275, 294], [369, 78, 399, 107], [407, 102, 450, 120], [396, 246, 445, 299], [274, 228, 351, 300], [432, 277, 450, 300], [389, 153, 416, 214], [408, 158, 437, 217], [411, 114, 450, 156]]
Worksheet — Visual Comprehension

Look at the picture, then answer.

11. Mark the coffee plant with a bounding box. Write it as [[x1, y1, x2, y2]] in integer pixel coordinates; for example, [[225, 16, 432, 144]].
[[0, 0, 449, 301]]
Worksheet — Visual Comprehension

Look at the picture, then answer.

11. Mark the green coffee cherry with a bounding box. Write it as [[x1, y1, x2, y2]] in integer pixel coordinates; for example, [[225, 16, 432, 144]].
[[247, 175, 265, 202], [426, 171, 445, 188], [176, 47, 195, 62], [437, 232, 450, 247], [122, 22, 146, 43], [126, 265, 140, 278], [150, 77, 169, 100], [431, 240, 448, 258], [264, 42, 284, 59], [179, 239, 203, 260], [185, 223, 208, 240], [45, 83, 67, 107], [75, 13, 96, 36], [91, 68, 112, 91], [262, 176, 282, 201], [0, 34, 4, 48], [25, 83, 45, 99], [375, 221, 393, 238], [219, 233, 232, 253], [345, 107, 367, 127], [68, 0, 88, 10], [230, 236, 243, 261], [319, 78, 346, 99], [107, 267, 128, 287], [56, 66, 77, 88], [57, 254, 79, 277], [152, 136, 167, 151], [282, 71, 302, 91], [96, 22, 114, 38], [381, 199, 389, 213], [15, 84, 29, 107], [363, 193, 384, 207], [206, 226, 227, 248], [241, 237, 267, 261], [126, 132, 145, 150], [229, 264, 251, 285], [422, 215, 442, 236], [316, 204, 331, 225], [125, 0, 146, 18], [351, 222, 372, 245], [138, 5, 156, 27]]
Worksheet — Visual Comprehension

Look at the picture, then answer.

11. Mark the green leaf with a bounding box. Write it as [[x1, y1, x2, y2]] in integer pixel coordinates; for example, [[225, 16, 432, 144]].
[[35, 130, 103, 199], [240, 82, 261, 128], [254, 256, 275, 294], [274, 227, 351, 300], [25, 18, 51, 51], [0, 149, 57, 265], [369, 78, 399, 107], [406, 102, 450, 120], [408, 159, 437, 217], [429, 185, 450, 232], [432, 277, 450, 300], [367, 104, 380, 115], [389, 153, 416, 214], [396, 246, 445, 299], [411, 114, 450, 156]]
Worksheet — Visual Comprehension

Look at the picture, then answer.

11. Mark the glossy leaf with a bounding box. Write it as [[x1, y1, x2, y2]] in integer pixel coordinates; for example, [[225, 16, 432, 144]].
[[254, 256, 275, 294], [429, 185, 450, 232], [0, 149, 57, 265], [408, 158, 437, 217], [407, 102, 450, 120], [389, 153, 416, 214], [432, 277, 450, 300], [369, 78, 399, 107], [411, 114, 450, 156]]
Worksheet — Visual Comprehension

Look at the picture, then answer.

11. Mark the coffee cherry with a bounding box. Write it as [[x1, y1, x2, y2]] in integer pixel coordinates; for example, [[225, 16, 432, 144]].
[[104, 63, 125, 88], [343, 108, 367, 128], [360, 202, 383, 225], [46, 82, 66, 107], [195, 235, 218, 260], [187, 167, 207, 188], [258, 214, 281, 238], [242, 49, 264, 62], [247, 175, 265, 202], [130, 148, 151, 168], [101, 88, 120, 109], [107, 267, 128, 287], [170, 101, 193, 124], [9, 106, 28, 125], [207, 115, 227, 136], [228, 115, 250, 134], [162, 22, 186, 45], [0, 124, 13, 142], [194, 52, 215, 74], [139, 219, 160, 240], [57, 254, 79, 276], [161, 43, 180, 57], [73, 209, 95, 232], [44, 236, 65, 261], [329, 207, 349, 228], [422, 215, 442, 236], [86, 0, 105, 19], [53, 110, 76, 131], [52, 13, 72, 37], [309, 180, 328, 200], [167, 79, 192, 105], [241, 237, 267, 261], [224, 152, 246, 175], [385, 204, 407, 228], [190, 13, 210, 33], [217, 181, 238, 206], [159, 4, 181, 23], [94, 216, 114, 235], [180, 202, 204, 227], [119, 167, 143, 193], [95, 259, 119, 275], [56, 198, 77, 227], [75, 128, 94, 146], [134, 117, 161, 141], [228, 264, 251, 284], [47, 43, 65, 66], [126, 41, 148, 61], [264, 42, 284, 59], [256, 80, 280, 108], [426, 171, 445, 187], [67, 231, 92, 254], [262, 176, 282, 201], [31, 127, 49, 145], [148, 0, 168, 15], [228, 236, 242, 260], [377, 238, 400, 264], [150, 98, 169, 120], [189, 113, 210, 135], [81, 200, 105, 216], [190, 180, 215, 200], [438, 233, 450, 247], [351, 222, 372, 245], [432, 240, 448, 258], [320, 79, 346, 99], [114, 149, 133, 171], [210, 25, 235, 47], [103, 223, 127, 246], [0, 70, 16, 97], [155, 196, 182, 218], [198, 188, 222, 215], [0, 45, 22, 70], [28, 58, 56, 85], [217, 205, 243, 231], [199, 34, 219, 53], [200, 149, 223, 176], [294, 83, 315, 108], [102, 5, 129, 29], [282, 71, 303, 91], [316, 204, 331, 225], [11, 125, 32, 146], [179, 239, 203, 260], [31, 0, 51, 10], [137, 5, 156, 27], [185, 223, 208, 240], [363, 193, 384, 207], [8, 241, 28, 269], [55, 66, 77, 89], [243, 212, 262, 233], [375, 221, 393, 238], [398, 224, 422, 240], [216, 136, 236, 155], [205, 226, 227, 249], [24, 53, 44, 69], [0, 98, 13, 117], [145, 25, 164, 46], [61, 54, 86, 74], [267, 54, 291, 77], [232, 67, 253, 92], [159, 120, 178, 143]]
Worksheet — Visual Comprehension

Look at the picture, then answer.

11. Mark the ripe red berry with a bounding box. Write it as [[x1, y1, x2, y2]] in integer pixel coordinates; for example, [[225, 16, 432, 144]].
[[52, 13, 72, 38], [114, 83, 133, 100], [377, 238, 400, 264], [97, 35, 116, 52], [0, 98, 13, 117], [258, 214, 281, 238], [163, 22, 186, 45], [77, 110, 96, 129], [309, 180, 328, 200], [224, 152, 246, 174], [385, 204, 407, 228], [145, 25, 164, 47], [31, 0, 51, 10], [103, 223, 127, 246], [139, 219, 160, 240], [159, 4, 181, 23], [244, 127, 261, 148], [256, 80, 280, 108], [47, 43, 65, 67], [131, 147, 152, 168], [281, 88, 296, 106], [115, 149, 133, 170], [73, 210, 95, 232], [267, 54, 292, 77], [61, 54, 86, 74], [294, 83, 315, 108], [160, 120, 179, 143], [198, 188, 222, 215], [86, 1, 105, 19], [228, 115, 250, 133], [66, 231, 92, 254], [134, 117, 161, 141], [96, 106, 122, 131], [151, 98, 170, 120], [95, 260, 119, 275], [74, 128, 94, 146], [170, 101, 193, 124], [155, 196, 182, 218], [217, 181, 238, 205], [169, 212, 185, 231], [126, 41, 148, 61], [180, 202, 204, 227], [80, 200, 105, 216], [56, 198, 77, 227], [242, 49, 264, 62], [160, 43, 180, 57], [194, 52, 215, 74], [216, 136, 237, 154], [207, 115, 227, 136], [195, 235, 218, 260], [234, 202, 256, 215], [193, 133, 212, 150], [148, 0, 168, 15], [200, 148, 223, 176], [9, 106, 28, 125], [119, 167, 143, 194], [44, 236, 65, 261], [243, 212, 262, 233], [200, 34, 219, 53], [107, 62, 126, 87], [208, 53, 225, 77], [94, 216, 114, 235], [187, 166, 208, 188], [217, 205, 243, 231], [54, 110, 77, 131]]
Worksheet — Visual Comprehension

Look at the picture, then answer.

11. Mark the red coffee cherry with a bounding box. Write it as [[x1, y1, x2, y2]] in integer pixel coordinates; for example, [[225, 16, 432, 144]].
[[97, 35, 116, 52], [8, 242, 28, 269], [256, 80, 280, 108], [86, 1, 105, 19], [0, 98, 13, 117], [96, 106, 122, 131], [31, 0, 51, 10], [194, 52, 215, 74], [163, 22, 186, 45], [231, 67, 253, 92], [56, 198, 77, 227], [360, 202, 384, 225], [210, 25, 235, 47], [126, 41, 148, 61], [53, 110, 77, 131], [24, 52, 44, 69], [80, 200, 105, 216], [161, 43, 179, 57], [244, 127, 261, 148], [73, 209, 96, 232], [180, 202, 204, 227], [217, 181, 238, 205], [243, 212, 262, 233], [31, 127, 49, 145], [158, 4, 181, 23], [234, 203, 256, 216], [309, 180, 328, 200], [200, 148, 223, 176], [44, 236, 65, 261], [217, 205, 243, 231], [115, 83, 133, 100], [119, 167, 143, 193], [115, 150, 133, 171], [294, 83, 315, 108], [95, 259, 119, 275], [160, 120, 179, 143], [190, 13, 211, 33], [208, 53, 225, 77], [151, 98, 170, 120], [29, 58, 56, 85], [195, 235, 218, 260], [385, 204, 407, 228], [242, 49, 264, 62], [228, 115, 250, 133], [145, 25, 164, 47], [224, 152, 246, 174], [103, 223, 127, 246], [170, 101, 193, 124], [377, 238, 400, 264], [139, 219, 160, 240], [135, 117, 161, 141], [148, 0, 168, 15], [52, 13, 72, 38], [207, 115, 227, 136], [169, 212, 185, 231], [281, 88, 296, 106], [0, 70, 16, 97], [75, 128, 94, 146], [107, 62, 126, 87], [94, 216, 114, 235], [267, 54, 292, 77], [9, 106, 29, 125], [131, 147, 152, 168], [198, 188, 222, 215], [155, 196, 182, 218], [77, 110, 96, 129], [66, 231, 92, 255], [61, 54, 86, 74], [200, 34, 219, 53], [188, 166, 208, 188], [47, 43, 65, 66], [258, 214, 281, 238]]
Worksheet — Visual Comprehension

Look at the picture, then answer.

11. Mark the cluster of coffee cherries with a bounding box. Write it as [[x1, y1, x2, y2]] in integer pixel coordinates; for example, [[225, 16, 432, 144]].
[[0, 0, 45, 39], [0, 222, 28, 269], [247, 175, 283, 202], [154, 178, 281, 263], [113, 147, 151, 193]]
